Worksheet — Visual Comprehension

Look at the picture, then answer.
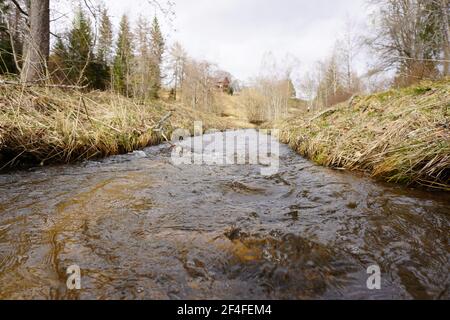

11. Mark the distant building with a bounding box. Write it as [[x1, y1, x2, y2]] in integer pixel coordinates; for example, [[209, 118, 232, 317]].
[[216, 76, 231, 92]]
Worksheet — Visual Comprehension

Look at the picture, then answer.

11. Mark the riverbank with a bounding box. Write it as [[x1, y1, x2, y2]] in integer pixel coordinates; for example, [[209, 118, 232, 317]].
[[2, 82, 449, 191], [275, 80, 450, 191], [0, 86, 235, 170]]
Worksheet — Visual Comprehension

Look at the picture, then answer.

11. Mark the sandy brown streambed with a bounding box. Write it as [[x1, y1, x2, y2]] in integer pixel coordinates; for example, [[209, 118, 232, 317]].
[[0, 130, 448, 299]]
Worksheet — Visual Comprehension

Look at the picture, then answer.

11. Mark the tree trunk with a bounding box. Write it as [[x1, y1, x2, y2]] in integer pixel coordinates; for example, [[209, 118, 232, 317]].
[[21, 0, 50, 83], [441, 0, 450, 76]]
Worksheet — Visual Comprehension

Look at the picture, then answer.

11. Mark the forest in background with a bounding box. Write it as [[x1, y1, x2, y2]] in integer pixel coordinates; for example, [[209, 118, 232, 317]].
[[0, 0, 448, 188], [241, 0, 449, 122], [0, 0, 237, 114]]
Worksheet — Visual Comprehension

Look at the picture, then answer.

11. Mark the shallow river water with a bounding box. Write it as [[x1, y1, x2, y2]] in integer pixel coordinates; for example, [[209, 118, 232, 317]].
[[0, 130, 448, 299]]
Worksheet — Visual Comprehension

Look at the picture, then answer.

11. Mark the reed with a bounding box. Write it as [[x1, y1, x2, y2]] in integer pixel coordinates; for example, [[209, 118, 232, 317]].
[[276, 80, 450, 191], [0, 86, 232, 169]]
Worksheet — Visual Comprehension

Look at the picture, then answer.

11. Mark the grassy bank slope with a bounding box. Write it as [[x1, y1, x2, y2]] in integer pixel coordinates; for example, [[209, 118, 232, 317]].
[[277, 80, 450, 190], [0, 86, 234, 169]]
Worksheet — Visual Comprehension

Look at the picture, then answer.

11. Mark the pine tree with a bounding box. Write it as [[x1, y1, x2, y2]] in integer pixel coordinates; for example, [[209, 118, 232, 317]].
[[97, 7, 113, 65], [149, 16, 165, 98], [49, 37, 69, 84], [150, 17, 164, 64], [66, 6, 94, 85], [58, 6, 109, 89], [94, 7, 113, 90], [0, 0, 18, 74], [113, 14, 134, 96], [133, 16, 152, 99]]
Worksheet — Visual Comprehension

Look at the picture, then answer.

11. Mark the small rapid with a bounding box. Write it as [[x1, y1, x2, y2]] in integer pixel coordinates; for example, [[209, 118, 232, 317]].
[[0, 130, 448, 299]]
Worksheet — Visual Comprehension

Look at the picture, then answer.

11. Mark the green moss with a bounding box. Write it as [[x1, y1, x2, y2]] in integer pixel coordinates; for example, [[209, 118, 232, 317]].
[[401, 86, 433, 96], [375, 91, 393, 103]]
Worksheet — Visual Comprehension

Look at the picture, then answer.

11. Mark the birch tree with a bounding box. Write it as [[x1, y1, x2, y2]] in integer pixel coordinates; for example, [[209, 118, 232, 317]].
[[168, 41, 187, 100]]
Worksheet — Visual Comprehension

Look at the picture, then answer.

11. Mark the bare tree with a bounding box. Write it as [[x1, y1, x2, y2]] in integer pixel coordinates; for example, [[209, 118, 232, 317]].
[[367, 0, 448, 85], [181, 59, 219, 112], [168, 41, 187, 100], [299, 71, 319, 112], [247, 53, 297, 120], [336, 17, 361, 92]]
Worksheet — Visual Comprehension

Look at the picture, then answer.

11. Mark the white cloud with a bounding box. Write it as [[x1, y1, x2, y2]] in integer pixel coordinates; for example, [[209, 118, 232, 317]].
[[62, 0, 370, 80], [173, 0, 369, 80]]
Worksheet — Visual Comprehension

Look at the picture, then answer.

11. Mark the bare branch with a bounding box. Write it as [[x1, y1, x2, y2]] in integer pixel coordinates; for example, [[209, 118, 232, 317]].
[[10, 0, 28, 17], [0, 6, 22, 73], [0, 79, 88, 89]]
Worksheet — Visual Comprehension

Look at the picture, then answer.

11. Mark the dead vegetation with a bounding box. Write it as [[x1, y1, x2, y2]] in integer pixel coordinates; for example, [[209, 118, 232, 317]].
[[276, 80, 450, 190], [1, 80, 449, 191], [0, 86, 233, 169]]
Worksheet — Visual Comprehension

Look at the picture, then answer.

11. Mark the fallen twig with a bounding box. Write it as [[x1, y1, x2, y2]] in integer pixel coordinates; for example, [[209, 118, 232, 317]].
[[0, 80, 88, 90], [151, 111, 175, 146]]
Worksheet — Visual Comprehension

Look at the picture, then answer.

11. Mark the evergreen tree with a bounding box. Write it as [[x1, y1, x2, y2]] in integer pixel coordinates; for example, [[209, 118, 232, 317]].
[[149, 16, 165, 98], [133, 16, 152, 99], [61, 7, 109, 89], [66, 6, 94, 85], [49, 37, 69, 84], [0, 0, 18, 74], [97, 7, 113, 65], [150, 17, 164, 64], [113, 14, 134, 96], [95, 7, 113, 90]]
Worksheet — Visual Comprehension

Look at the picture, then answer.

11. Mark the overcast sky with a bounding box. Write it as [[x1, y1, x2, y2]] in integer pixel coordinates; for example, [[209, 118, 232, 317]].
[[58, 0, 371, 81]]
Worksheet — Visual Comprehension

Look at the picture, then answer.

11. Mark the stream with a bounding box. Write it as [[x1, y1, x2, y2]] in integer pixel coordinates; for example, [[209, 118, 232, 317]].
[[0, 130, 448, 299]]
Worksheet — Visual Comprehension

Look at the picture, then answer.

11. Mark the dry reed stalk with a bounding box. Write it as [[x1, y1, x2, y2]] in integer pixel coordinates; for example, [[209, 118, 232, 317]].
[[275, 80, 450, 190], [0, 86, 234, 169]]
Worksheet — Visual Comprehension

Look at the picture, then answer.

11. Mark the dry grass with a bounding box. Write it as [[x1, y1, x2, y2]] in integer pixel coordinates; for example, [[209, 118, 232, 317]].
[[214, 92, 256, 128], [239, 88, 268, 125], [275, 80, 450, 191], [0, 86, 233, 169]]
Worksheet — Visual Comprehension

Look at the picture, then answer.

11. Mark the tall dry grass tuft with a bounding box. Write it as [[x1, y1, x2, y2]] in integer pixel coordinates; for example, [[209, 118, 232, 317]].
[[0, 86, 232, 169], [240, 88, 267, 125], [276, 80, 450, 190]]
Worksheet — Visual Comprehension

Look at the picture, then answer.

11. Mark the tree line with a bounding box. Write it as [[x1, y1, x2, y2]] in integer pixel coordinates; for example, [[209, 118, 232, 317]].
[[0, 1, 165, 100], [300, 0, 449, 112], [0, 0, 448, 113]]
